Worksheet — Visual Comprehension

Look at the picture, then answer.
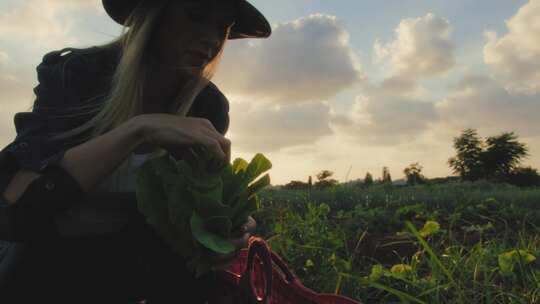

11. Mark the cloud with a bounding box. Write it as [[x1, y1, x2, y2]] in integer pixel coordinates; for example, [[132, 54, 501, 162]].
[[0, 51, 8, 65], [436, 74, 540, 137], [331, 85, 438, 146], [483, 0, 540, 94], [374, 13, 455, 78], [0, 0, 102, 51], [379, 74, 423, 97], [215, 14, 364, 104], [0, 1, 68, 43], [0, 0, 97, 145], [227, 99, 334, 152]]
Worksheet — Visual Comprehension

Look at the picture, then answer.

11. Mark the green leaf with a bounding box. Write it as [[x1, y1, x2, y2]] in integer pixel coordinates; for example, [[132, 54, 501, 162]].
[[166, 176, 194, 220], [135, 160, 190, 256], [175, 159, 194, 178], [232, 158, 249, 174], [232, 195, 258, 229], [136, 151, 273, 279], [191, 189, 230, 218], [220, 165, 238, 204], [242, 154, 272, 188], [229, 191, 249, 225], [498, 249, 536, 275], [247, 173, 271, 198], [190, 212, 235, 254], [190, 174, 223, 199], [182, 146, 209, 176], [390, 264, 413, 279], [369, 264, 384, 282], [419, 220, 440, 237], [205, 216, 232, 238]]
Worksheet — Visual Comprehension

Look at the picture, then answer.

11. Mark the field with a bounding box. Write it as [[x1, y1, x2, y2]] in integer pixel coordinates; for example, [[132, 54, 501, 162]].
[[253, 182, 540, 304]]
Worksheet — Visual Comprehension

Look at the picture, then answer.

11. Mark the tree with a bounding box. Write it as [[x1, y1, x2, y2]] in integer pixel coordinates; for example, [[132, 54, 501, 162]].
[[448, 129, 530, 181], [404, 162, 425, 185], [482, 132, 529, 179], [314, 170, 339, 189], [316, 170, 334, 181], [448, 128, 484, 181], [364, 172, 374, 186], [382, 166, 392, 184]]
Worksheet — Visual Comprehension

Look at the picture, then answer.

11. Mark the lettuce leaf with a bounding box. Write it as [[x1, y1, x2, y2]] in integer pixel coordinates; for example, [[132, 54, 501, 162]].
[[135, 150, 272, 278]]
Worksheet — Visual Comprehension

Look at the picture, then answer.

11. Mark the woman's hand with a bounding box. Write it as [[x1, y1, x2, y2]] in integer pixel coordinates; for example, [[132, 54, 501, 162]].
[[133, 114, 231, 168], [209, 216, 257, 271]]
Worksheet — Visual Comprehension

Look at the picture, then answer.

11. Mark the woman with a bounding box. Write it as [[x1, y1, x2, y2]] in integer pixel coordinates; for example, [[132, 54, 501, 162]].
[[0, 0, 271, 302]]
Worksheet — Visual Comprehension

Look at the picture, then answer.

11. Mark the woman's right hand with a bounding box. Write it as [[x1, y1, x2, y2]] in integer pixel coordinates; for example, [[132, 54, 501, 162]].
[[133, 114, 231, 167]]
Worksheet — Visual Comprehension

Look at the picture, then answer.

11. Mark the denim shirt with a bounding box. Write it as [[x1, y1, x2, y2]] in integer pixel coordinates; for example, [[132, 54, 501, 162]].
[[0, 45, 228, 302]]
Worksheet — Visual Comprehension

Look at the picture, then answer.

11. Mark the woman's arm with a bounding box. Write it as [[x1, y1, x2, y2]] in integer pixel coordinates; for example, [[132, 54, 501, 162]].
[[2, 117, 145, 204]]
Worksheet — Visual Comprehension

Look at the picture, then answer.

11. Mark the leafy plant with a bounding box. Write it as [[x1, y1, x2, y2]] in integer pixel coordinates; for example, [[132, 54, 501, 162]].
[[498, 249, 536, 276], [135, 149, 272, 277]]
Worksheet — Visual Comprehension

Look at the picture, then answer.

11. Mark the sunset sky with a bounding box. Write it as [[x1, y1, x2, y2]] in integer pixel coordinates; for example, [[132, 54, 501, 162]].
[[1, 0, 539, 185]]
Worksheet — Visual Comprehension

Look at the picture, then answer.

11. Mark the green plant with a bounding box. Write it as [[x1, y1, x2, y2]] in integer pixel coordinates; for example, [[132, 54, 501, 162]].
[[135, 149, 272, 277]]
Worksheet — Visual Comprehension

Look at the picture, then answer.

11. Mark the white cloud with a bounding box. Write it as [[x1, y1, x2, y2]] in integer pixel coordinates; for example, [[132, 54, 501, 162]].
[[0, 0, 101, 50], [331, 85, 438, 146], [0, 51, 8, 65], [436, 74, 540, 137], [0, 1, 69, 44], [215, 14, 364, 104], [227, 99, 334, 152], [0, 0, 101, 146], [374, 13, 455, 78], [379, 74, 425, 97], [483, 0, 540, 94]]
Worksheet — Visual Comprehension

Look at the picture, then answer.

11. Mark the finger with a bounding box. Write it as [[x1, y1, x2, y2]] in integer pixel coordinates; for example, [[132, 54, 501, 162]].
[[199, 118, 219, 133], [199, 136, 226, 164], [201, 129, 231, 165]]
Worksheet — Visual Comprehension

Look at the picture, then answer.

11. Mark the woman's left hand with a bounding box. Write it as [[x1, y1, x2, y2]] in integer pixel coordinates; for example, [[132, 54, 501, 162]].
[[209, 216, 257, 271]]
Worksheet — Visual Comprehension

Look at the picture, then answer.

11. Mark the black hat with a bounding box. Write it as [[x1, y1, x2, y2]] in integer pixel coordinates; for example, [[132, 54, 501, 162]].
[[102, 0, 271, 39]]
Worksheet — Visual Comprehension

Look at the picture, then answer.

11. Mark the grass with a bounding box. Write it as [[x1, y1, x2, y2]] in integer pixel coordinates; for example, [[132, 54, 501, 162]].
[[253, 182, 540, 303]]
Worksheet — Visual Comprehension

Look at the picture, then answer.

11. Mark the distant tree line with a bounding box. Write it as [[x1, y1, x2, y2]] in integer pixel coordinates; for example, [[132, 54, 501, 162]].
[[282, 128, 539, 189]]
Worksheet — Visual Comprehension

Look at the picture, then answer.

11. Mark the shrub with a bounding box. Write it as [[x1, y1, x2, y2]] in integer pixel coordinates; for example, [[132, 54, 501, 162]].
[[507, 167, 540, 187]]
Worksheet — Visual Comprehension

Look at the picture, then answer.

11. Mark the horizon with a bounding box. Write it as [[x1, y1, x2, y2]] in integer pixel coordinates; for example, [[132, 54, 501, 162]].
[[1, 0, 539, 185]]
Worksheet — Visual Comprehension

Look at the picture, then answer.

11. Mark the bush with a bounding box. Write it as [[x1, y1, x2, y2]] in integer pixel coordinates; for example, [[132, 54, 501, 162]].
[[507, 167, 540, 187], [284, 180, 309, 190], [314, 179, 339, 189]]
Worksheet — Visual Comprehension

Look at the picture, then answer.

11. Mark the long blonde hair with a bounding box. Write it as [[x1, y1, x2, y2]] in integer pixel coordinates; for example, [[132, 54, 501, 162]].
[[45, 0, 227, 152]]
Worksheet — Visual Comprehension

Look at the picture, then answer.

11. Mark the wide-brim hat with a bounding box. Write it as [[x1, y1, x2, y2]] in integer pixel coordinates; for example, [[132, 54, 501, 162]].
[[102, 0, 271, 39]]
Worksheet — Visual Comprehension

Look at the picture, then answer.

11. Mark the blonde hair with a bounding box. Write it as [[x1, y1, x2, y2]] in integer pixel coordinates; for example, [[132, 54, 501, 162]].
[[43, 0, 227, 159]]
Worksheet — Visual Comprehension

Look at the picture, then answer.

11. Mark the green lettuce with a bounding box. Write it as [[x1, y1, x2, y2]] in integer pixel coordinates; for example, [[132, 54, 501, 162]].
[[135, 148, 272, 277]]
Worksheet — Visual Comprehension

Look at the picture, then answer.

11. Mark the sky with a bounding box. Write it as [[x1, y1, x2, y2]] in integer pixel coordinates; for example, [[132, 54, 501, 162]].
[[1, 0, 539, 186]]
